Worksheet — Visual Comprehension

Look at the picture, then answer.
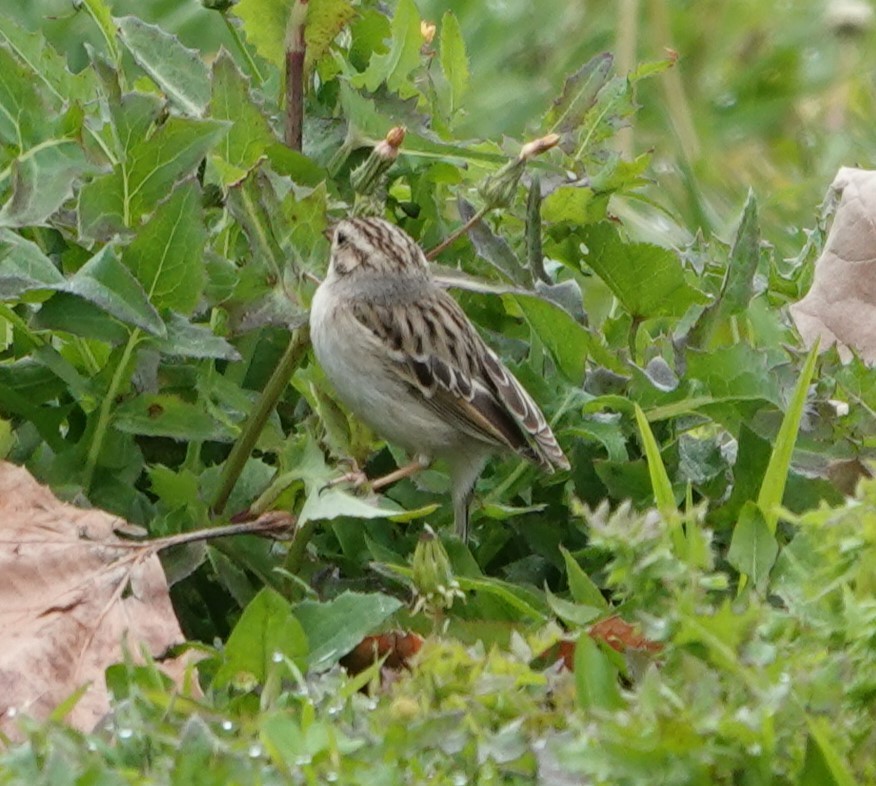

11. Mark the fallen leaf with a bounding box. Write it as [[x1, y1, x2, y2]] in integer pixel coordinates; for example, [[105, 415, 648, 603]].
[[790, 167, 876, 363], [0, 462, 189, 735], [340, 631, 424, 676]]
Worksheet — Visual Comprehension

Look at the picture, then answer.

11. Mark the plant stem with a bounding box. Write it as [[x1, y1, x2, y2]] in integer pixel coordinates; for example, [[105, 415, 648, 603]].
[[426, 205, 489, 260], [83, 328, 141, 494], [212, 326, 311, 515], [615, 0, 639, 158], [648, 0, 701, 161], [285, 0, 308, 151]]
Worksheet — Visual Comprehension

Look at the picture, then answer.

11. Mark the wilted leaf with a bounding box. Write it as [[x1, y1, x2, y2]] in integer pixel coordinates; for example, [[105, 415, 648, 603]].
[[790, 167, 876, 364], [0, 462, 188, 735]]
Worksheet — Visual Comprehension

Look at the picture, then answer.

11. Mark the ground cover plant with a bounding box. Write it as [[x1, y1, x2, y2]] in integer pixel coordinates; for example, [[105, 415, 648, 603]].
[[1, 0, 876, 782]]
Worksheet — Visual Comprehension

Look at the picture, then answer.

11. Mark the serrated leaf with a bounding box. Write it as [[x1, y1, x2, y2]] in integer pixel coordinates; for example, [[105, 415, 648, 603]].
[[293, 591, 403, 670], [511, 293, 590, 381], [689, 192, 761, 346], [0, 45, 49, 147], [32, 293, 129, 344], [121, 179, 206, 314], [0, 140, 92, 228], [116, 16, 211, 117], [727, 501, 778, 593], [439, 11, 468, 115], [305, 0, 356, 72], [0, 17, 96, 105], [352, 0, 422, 94], [113, 393, 233, 441], [78, 114, 227, 240], [230, 0, 295, 67], [0, 229, 65, 297], [155, 312, 241, 360], [546, 53, 614, 134], [64, 247, 165, 336], [298, 487, 416, 525], [215, 588, 309, 687], [541, 185, 596, 224], [210, 50, 277, 178], [581, 222, 706, 319]]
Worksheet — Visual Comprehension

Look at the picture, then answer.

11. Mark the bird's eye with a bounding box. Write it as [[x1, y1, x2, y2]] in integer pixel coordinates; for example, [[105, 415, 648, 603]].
[[335, 230, 349, 246]]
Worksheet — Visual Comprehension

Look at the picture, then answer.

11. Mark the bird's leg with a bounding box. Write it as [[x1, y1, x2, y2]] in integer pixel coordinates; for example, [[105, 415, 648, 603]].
[[322, 455, 430, 494], [321, 457, 368, 493], [371, 454, 431, 490]]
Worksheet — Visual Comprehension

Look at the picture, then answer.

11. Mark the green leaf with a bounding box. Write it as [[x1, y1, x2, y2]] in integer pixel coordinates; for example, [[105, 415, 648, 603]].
[[757, 342, 820, 534], [511, 293, 590, 381], [0, 229, 65, 297], [560, 546, 609, 609], [0, 139, 92, 228], [113, 393, 233, 441], [210, 51, 277, 178], [121, 179, 206, 314], [574, 633, 624, 711], [727, 501, 778, 592], [215, 588, 309, 687], [801, 717, 857, 786], [688, 191, 761, 346], [230, 0, 294, 67], [0, 45, 48, 147], [545, 53, 614, 134], [0, 17, 96, 105], [352, 0, 422, 94], [439, 11, 469, 115], [32, 293, 129, 344], [155, 312, 241, 360], [305, 0, 356, 72], [116, 16, 210, 117], [298, 487, 418, 525], [581, 223, 706, 319], [634, 403, 676, 514], [545, 588, 603, 627], [293, 591, 403, 670], [541, 185, 596, 224], [78, 113, 227, 240], [64, 247, 165, 336]]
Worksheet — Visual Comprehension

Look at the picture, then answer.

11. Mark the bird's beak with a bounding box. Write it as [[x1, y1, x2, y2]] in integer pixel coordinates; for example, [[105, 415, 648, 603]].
[[323, 222, 337, 242]]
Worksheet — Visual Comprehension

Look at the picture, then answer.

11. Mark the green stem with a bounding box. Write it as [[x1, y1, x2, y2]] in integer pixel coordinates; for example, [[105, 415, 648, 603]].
[[84, 328, 141, 494], [212, 326, 311, 515], [283, 518, 317, 575]]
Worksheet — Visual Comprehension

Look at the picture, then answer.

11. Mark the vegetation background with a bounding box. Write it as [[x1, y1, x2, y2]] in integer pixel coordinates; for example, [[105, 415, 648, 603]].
[[1, 0, 876, 783]]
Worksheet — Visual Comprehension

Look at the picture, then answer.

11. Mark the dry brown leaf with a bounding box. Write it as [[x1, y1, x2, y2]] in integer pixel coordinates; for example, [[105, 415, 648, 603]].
[[790, 167, 876, 363], [0, 462, 189, 735]]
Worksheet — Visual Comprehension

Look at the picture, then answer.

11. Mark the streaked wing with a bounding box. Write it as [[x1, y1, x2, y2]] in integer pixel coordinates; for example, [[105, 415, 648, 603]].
[[350, 291, 569, 471]]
